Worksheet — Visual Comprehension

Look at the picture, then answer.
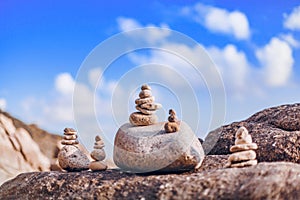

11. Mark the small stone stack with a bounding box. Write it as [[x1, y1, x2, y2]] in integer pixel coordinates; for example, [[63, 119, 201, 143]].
[[89, 135, 107, 171], [129, 84, 162, 126], [61, 128, 79, 145], [226, 126, 258, 168], [164, 109, 180, 133], [58, 128, 90, 171]]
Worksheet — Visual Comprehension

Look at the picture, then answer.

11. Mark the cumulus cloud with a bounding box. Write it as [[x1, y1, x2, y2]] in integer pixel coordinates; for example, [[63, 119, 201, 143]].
[[116, 17, 171, 44], [284, 5, 300, 30], [182, 3, 250, 40], [208, 44, 250, 92], [55, 73, 75, 95], [280, 33, 300, 48], [256, 37, 294, 87], [117, 17, 142, 31], [0, 98, 6, 110]]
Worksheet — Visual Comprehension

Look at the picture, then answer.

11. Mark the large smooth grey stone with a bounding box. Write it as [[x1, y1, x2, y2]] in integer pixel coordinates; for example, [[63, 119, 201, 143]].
[[113, 122, 205, 173]]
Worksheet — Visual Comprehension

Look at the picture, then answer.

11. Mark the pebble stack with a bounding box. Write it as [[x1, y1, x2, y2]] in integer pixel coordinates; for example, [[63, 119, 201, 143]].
[[61, 128, 79, 145], [129, 84, 162, 126], [226, 126, 258, 168], [89, 135, 107, 171], [58, 128, 90, 171], [164, 109, 180, 133]]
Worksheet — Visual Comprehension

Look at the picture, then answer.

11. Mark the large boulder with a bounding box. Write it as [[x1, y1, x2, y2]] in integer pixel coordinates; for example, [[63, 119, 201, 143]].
[[0, 162, 299, 199], [114, 122, 204, 173], [203, 103, 300, 163]]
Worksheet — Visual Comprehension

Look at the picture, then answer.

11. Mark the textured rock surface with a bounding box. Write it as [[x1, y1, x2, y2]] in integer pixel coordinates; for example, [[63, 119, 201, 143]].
[[58, 145, 90, 171], [0, 112, 51, 185], [1, 162, 300, 199], [203, 103, 300, 163], [114, 122, 204, 173], [0, 110, 90, 184]]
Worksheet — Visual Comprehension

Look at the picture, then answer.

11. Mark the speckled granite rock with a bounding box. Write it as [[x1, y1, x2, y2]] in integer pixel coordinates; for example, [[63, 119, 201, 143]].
[[114, 122, 204, 173], [203, 103, 300, 163], [1, 162, 300, 199]]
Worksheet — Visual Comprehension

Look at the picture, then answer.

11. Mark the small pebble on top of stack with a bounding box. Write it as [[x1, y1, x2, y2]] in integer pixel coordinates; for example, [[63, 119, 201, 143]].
[[164, 109, 180, 133], [58, 128, 90, 172], [129, 84, 162, 126], [89, 135, 107, 171], [226, 126, 258, 168]]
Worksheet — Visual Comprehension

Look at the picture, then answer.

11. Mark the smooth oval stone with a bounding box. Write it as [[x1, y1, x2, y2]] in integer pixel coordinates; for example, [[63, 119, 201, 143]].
[[135, 96, 154, 105], [113, 122, 205, 173], [140, 103, 162, 110], [91, 149, 106, 161], [228, 150, 256, 163], [135, 106, 156, 115], [230, 159, 258, 168], [89, 161, 107, 171], [129, 112, 158, 126], [139, 89, 152, 98], [230, 143, 258, 153], [58, 145, 90, 171], [164, 122, 179, 133], [141, 84, 151, 90]]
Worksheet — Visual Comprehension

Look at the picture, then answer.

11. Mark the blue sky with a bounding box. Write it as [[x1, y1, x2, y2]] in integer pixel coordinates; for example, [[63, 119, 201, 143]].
[[1, 0, 300, 154]]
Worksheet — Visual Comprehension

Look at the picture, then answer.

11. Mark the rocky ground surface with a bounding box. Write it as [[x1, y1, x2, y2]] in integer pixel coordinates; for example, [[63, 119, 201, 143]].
[[1, 103, 300, 199], [0, 161, 299, 200], [203, 103, 300, 163]]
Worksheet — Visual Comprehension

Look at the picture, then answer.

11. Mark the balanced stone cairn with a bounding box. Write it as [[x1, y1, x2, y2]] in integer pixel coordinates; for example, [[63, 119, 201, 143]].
[[164, 109, 180, 133], [226, 126, 258, 168], [129, 84, 162, 126], [58, 128, 90, 171], [89, 135, 107, 171]]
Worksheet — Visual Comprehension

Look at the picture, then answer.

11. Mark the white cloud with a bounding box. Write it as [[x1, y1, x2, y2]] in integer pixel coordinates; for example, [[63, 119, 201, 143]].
[[55, 73, 75, 95], [116, 17, 171, 44], [88, 67, 103, 88], [0, 98, 6, 110], [284, 5, 300, 30], [280, 33, 300, 48], [117, 17, 142, 31], [208, 44, 249, 92], [256, 37, 294, 87], [183, 3, 250, 40]]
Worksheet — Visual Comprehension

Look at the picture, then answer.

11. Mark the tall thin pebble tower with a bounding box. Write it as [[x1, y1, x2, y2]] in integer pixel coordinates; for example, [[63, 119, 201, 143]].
[[89, 135, 107, 171]]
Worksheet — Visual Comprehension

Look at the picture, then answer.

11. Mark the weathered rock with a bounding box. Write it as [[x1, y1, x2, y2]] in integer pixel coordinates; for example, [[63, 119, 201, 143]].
[[1, 162, 300, 199], [91, 150, 106, 161], [139, 89, 152, 98], [0, 110, 92, 184], [135, 96, 154, 105], [230, 143, 258, 152], [130, 84, 161, 126], [164, 109, 180, 133], [129, 112, 158, 126], [140, 103, 162, 110], [89, 161, 108, 171], [114, 122, 204, 173], [228, 150, 256, 162], [58, 145, 90, 171], [203, 103, 300, 163], [164, 122, 179, 133], [90, 135, 106, 161], [135, 105, 156, 115], [0, 112, 51, 185]]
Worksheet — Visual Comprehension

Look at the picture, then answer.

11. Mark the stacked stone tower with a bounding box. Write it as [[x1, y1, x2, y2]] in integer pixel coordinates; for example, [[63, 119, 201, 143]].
[[129, 84, 161, 126], [226, 126, 258, 168]]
